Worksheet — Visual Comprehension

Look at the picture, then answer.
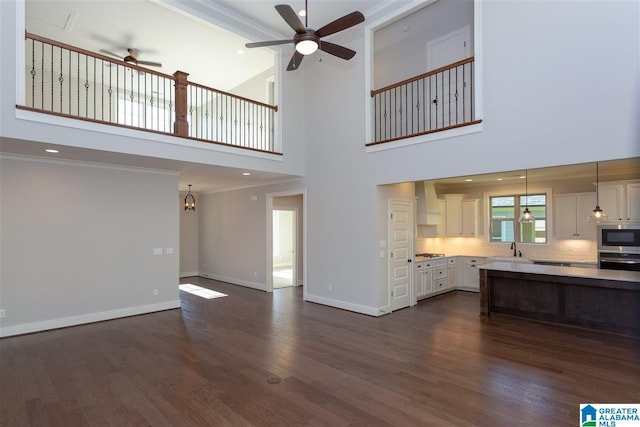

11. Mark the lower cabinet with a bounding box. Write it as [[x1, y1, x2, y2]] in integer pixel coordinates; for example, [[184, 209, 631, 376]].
[[414, 261, 433, 300], [415, 258, 452, 301], [460, 257, 486, 291]]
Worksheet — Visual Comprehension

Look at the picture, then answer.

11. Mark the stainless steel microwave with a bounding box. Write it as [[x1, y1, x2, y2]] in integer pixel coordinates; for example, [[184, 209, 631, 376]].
[[597, 224, 640, 254]]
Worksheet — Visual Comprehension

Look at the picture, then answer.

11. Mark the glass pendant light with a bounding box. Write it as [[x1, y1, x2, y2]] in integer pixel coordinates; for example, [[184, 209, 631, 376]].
[[184, 184, 196, 211], [519, 170, 536, 223], [588, 162, 607, 222]]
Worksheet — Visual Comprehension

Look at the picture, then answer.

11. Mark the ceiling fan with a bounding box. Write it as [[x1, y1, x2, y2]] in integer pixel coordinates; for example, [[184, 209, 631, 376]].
[[100, 48, 162, 68], [245, 1, 365, 71]]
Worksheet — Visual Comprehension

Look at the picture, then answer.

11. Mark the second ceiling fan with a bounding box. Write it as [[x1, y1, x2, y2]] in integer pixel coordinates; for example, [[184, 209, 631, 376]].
[[245, 1, 365, 71]]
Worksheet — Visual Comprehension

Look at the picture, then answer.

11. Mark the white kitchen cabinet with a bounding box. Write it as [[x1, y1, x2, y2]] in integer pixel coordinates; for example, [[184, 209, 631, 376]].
[[445, 195, 479, 237], [414, 261, 433, 300], [462, 199, 479, 237], [553, 193, 596, 239], [598, 181, 640, 223], [460, 256, 485, 291], [599, 184, 625, 222], [445, 195, 463, 236], [627, 183, 640, 222], [431, 258, 449, 294], [447, 257, 458, 288]]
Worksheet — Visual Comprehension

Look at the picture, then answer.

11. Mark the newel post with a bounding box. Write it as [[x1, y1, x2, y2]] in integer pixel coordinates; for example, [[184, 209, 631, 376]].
[[173, 71, 189, 137]]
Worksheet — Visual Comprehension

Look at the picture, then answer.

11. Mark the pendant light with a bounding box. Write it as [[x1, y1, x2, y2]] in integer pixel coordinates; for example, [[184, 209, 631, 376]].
[[184, 184, 196, 211], [519, 170, 536, 223], [588, 162, 607, 222]]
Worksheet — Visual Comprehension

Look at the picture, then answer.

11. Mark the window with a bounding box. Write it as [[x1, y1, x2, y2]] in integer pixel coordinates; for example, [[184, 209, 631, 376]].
[[490, 194, 547, 243]]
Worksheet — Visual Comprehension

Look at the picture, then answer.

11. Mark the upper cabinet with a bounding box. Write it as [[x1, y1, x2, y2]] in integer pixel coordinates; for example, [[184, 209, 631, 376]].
[[599, 181, 640, 223], [554, 193, 597, 239], [445, 195, 478, 237]]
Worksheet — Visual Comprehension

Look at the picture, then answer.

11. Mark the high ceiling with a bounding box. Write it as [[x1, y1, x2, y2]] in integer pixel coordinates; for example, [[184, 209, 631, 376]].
[[11, 1, 640, 193], [17, 0, 383, 193]]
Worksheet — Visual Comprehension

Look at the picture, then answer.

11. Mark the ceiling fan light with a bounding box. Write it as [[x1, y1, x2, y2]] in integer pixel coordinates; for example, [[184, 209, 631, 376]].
[[296, 39, 318, 55]]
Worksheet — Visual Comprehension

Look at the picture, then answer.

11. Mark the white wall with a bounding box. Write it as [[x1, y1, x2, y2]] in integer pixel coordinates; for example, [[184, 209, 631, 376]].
[[230, 67, 275, 104], [0, 155, 180, 337], [197, 181, 305, 291], [179, 191, 198, 277], [374, 0, 474, 88]]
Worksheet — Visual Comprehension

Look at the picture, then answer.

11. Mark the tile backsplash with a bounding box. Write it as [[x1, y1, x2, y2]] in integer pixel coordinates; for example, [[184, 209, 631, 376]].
[[416, 236, 596, 263]]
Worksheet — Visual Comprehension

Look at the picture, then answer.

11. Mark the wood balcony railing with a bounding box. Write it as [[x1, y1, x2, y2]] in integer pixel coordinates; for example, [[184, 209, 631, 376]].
[[368, 57, 481, 146], [19, 33, 279, 154]]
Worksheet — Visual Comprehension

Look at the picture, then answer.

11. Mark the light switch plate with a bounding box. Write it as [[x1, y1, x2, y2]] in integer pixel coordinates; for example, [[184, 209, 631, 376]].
[[166, 247, 174, 255], [153, 248, 163, 255]]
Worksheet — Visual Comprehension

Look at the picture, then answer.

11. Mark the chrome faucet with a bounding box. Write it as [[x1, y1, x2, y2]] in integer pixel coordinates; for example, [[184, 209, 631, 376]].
[[510, 241, 517, 257]]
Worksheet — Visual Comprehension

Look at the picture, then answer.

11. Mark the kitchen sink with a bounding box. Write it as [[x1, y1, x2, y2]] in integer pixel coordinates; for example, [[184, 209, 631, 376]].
[[485, 256, 533, 264]]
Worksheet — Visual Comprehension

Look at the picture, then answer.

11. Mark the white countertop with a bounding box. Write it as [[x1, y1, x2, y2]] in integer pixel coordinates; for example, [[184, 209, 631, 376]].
[[479, 262, 640, 282]]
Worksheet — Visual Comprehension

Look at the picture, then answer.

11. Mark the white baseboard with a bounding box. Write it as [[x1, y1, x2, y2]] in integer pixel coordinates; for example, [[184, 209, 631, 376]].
[[456, 287, 479, 293], [304, 293, 381, 317], [0, 300, 181, 338], [199, 272, 266, 292], [180, 271, 199, 278]]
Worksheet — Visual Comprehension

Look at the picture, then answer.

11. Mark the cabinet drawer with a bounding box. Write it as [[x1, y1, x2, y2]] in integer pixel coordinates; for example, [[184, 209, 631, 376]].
[[447, 257, 457, 265], [415, 262, 424, 270], [433, 279, 447, 291], [433, 267, 448, 279], [433, 259, 447, 268]]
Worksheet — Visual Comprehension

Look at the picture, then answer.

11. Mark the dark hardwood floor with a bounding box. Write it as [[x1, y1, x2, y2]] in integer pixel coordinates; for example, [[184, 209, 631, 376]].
[[1, 277, 639, 426]]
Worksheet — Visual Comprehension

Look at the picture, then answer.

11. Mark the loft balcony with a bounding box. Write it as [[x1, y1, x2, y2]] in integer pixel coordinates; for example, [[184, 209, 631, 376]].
[[368, 57, 481, 147], [19, 33, 280, 155]]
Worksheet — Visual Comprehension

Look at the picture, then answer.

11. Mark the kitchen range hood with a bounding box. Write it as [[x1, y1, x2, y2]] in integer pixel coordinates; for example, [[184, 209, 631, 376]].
[[416, 181, 442, 225]]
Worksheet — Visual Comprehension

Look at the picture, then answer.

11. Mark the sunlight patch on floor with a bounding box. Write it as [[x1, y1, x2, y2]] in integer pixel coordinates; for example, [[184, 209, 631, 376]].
[[179, 284, 228, 299]]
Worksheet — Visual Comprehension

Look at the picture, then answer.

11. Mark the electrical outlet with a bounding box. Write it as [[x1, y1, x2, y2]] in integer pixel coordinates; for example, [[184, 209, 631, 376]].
[[153, 289, 159, 296], [0, 309, 5, 319], [328, 285, 332, 291], [166, 247, 174, 255]]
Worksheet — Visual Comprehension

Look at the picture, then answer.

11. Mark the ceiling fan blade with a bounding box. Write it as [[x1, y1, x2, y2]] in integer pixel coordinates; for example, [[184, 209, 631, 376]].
[[246, 39, 293, 48], [315, 11, 365, 38], [287, 51, 304, 71], [319, 41, 356, 60], [136, 60, 162, 67], [275, 4, 306, 34]]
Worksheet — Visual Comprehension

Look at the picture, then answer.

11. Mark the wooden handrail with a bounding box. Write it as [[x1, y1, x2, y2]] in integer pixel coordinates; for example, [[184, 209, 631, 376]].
[[370, 56, 475, 97], [188, 81, 278, 112], [26, 32, 175, 80]]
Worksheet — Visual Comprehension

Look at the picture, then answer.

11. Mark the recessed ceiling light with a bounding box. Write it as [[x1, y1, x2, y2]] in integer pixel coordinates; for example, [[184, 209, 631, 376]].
[[242, 172, 251, 176], [45, 149, 59, 153], [496, 178, 503, 181], [237, 49, 245, 55], [298, 9, 306, 17], [520, 175, 526, 179], [464, 178, 473, 182]]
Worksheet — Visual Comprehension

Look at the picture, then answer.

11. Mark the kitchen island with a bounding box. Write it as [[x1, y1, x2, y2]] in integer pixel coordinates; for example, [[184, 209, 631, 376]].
[[479, 262, 640, 337]]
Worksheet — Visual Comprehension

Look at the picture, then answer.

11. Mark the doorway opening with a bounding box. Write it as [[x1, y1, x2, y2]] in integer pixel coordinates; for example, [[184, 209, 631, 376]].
[[267, 192, 305, 294], [272, 209, 296, 289]]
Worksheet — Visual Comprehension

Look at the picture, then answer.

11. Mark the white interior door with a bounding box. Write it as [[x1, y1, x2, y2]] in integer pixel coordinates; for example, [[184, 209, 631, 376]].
[[389, 200, 413, 311]]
